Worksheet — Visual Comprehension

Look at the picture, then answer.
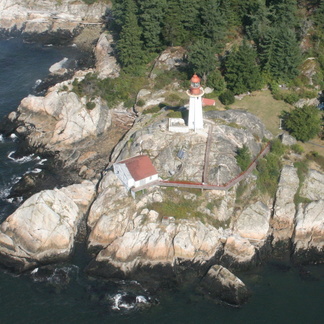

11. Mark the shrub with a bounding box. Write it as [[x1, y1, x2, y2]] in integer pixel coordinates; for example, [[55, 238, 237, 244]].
[[281, 105, 321, 142], [236, 145, 251, 171], [86, 101, 96, 110], [168, 110, 182, 118], [291, 143, 304, 154], [271, 138, 286, 156], [143, 106, 161, 114], [256, 150, 283, 197], [136, 99, 145, 107], [219, 90, 235, 105]]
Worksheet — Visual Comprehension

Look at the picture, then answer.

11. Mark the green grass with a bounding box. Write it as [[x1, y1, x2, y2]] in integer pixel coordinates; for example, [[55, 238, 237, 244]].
[[231, 90, 293, 136]]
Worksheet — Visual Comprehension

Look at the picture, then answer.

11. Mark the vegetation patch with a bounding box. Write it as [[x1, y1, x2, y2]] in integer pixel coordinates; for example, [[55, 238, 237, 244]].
[[235, 145, 251, 171], [306, 151, 324, 171], [293, 160, 311, 205], [72, 72, 147, 108], [255, 139, 285, 197]]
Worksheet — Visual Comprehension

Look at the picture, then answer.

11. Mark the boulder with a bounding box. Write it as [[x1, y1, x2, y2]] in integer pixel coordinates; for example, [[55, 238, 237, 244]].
[[0, 181, 96, 272], [272, 165, 299, 248], [200, 265, 250, 305], [280, 133, 296, 146]]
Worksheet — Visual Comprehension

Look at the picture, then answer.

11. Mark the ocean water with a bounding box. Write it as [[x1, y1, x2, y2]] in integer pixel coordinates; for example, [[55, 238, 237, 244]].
[[0, 38, 323, 324]]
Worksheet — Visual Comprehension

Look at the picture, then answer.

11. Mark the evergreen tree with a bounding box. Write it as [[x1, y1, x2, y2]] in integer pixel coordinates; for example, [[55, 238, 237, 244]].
[[200, 0, 227, 52], [267, 0, 299, 30], [245, 2, 272, 44], [137, 0, 166, 52], [162, 0, 187, 46], [260, 26, 302, 81], [206, 69, 226, 94], [116, 0, 145, 72], [225, 40, 263, 94], [187, 39, 217, 83]]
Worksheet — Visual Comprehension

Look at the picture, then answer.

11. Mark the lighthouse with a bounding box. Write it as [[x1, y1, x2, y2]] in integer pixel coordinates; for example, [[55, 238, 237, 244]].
[[186, 74, 204, 132]]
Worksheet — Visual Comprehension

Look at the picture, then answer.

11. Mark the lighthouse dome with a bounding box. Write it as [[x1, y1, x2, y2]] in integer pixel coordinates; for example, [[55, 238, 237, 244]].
[[190, 74, 200, 84]]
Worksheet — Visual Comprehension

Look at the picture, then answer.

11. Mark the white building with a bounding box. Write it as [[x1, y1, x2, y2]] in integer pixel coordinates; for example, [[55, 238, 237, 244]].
[[113, 155, 158, 191], [187, 74, 204, 132]]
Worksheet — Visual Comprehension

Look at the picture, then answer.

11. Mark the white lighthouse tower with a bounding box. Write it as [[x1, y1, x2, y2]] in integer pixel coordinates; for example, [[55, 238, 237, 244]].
[[187, 74, 204, 132]]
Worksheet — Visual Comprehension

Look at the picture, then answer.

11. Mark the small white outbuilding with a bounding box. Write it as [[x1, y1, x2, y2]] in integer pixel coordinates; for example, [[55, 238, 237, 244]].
[[113, 155, 158, 190]]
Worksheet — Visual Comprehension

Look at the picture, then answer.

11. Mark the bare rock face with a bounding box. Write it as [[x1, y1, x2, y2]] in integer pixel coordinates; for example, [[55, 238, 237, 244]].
[[91, 218, 223, 277], [0, 181, 96, 272], [235, 201, 271, 241], [205, 110, 273, 143], [272, 165, 299, 248], [95, 33, 120, 79], [200, 265, 250, 305], [15, 78, 111, 151], [113, 110, 267, 185], [300, 170, 324, 201], [0, 0, 108, 42], [153, 47, 186, 72], [293, 200, 324, 262]]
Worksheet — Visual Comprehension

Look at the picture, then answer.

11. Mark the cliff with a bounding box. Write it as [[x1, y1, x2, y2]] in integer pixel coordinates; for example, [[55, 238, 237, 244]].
[[0, 0, 110, 47]]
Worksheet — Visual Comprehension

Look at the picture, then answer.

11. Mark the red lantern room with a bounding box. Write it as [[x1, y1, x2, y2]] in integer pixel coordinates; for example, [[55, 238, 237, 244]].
[[190, 74, 201, 95]]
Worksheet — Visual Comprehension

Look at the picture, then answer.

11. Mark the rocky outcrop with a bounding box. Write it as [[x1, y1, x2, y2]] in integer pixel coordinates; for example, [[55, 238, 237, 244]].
[[0, 0, 108, 45], [200, 265, 250, 305], [293, 200, 324, 263], [6, 73, 115, 179], [0, 181, 96, 272], [111, 110, 268, 185], [16, 80, 111, 148], [94, 33, 120, 79], [272, 165, 299, 249], [87, 172, 224, 277]]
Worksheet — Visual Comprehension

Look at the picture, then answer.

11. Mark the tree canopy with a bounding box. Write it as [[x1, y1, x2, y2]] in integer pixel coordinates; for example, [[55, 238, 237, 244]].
[[282, 105, 322, 142]]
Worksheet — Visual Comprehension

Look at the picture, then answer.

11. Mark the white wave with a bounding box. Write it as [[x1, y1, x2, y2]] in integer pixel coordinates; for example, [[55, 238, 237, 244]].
[[0, 187, 11, 199], [33, 79, 42, 88], [8, 151, 35, 163], [31, 168, 42, 174], [111, 293, 148, 311], [36, 158, 47, 166], [136, 295, 148, 304], [10, 133, 17, 140], [0, 134, 3, 142], [31, 268, 38, 274]]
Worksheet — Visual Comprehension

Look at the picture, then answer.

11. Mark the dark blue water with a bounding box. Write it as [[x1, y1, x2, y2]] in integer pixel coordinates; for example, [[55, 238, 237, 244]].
[[0, 39, 323, 324]]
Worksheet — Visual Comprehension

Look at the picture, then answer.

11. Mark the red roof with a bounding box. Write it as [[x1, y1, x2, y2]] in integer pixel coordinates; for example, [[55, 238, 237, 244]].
[[118, 155, 157, 181], [202, 98, 216, 106]]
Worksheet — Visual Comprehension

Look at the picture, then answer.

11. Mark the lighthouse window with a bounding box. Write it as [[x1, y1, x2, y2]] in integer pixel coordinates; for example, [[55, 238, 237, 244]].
[[192, 82, 199, 87]]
